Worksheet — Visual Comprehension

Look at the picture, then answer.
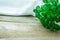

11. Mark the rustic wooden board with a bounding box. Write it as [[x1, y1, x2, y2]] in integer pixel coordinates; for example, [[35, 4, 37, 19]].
[[0, 16, 60, 40]]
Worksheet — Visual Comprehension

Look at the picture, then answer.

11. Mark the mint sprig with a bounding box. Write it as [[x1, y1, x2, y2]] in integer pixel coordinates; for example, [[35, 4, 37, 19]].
[[33, 0, 60, 31]]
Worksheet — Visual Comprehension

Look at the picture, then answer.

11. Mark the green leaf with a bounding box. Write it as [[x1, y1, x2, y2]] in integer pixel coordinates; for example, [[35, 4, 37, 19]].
[[33, 0, 60, 31], [36, 6, 41, 13], [43, 0, 48, 3]]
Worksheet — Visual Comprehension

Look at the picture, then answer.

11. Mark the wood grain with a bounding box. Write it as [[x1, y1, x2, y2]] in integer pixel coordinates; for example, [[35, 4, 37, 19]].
[[0, 16, 60, 40]]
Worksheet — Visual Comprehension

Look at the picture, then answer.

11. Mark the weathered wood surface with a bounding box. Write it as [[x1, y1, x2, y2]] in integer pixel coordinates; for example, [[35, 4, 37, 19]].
[[0, 16, 60, 40]]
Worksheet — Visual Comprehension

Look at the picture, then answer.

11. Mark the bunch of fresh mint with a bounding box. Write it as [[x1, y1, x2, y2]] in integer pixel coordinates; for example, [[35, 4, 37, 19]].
[[33, 0, 60, 31]]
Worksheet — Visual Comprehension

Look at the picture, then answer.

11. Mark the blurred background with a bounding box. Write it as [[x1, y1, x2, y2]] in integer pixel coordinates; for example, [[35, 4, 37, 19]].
[[0, 0, 44, 16]]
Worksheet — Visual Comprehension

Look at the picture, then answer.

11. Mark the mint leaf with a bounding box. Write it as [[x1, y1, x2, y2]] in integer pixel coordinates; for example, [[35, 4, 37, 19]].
[[33, 0, 60, 31]]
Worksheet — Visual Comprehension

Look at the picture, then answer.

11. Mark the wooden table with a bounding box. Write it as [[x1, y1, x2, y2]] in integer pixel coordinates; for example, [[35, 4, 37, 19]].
[[0, 16, 60, 40]]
